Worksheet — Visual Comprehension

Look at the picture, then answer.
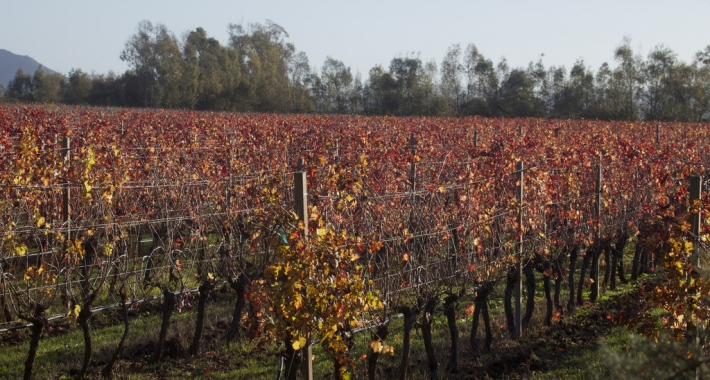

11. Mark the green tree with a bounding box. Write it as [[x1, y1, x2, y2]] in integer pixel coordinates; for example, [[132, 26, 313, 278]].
[[553, 60, 595, 119], [440, 44, 464, 116], [462, 44, 498, 116], [525, 56, 550, 117], [690, 47, 710, 121], [642, 45, 681, 121], [32, 67, 66, 104], [289, 51, 314, 113], [601, 37, 644, 120], [64, 69, 92, 105], [316, 56, 354, 114], [497, 68, 539, 117], [229, 20, 295, 112], [182, 27, 247, 111], [120, 21, 184, 108], [87, 72, 124, 106], [6, 68, 34, 101], [363, 65, 398, 115]]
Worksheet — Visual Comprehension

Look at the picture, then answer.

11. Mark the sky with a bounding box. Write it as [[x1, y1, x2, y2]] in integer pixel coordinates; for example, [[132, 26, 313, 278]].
[[3, 0, 710, 78]]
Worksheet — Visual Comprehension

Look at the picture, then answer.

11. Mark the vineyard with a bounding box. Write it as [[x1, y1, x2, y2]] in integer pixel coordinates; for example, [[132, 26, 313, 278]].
[[0, 105, 709, 379]]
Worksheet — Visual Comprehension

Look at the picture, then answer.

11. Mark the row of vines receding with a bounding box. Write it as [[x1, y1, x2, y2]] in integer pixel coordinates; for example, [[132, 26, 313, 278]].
[[0, 105, 708, 379]]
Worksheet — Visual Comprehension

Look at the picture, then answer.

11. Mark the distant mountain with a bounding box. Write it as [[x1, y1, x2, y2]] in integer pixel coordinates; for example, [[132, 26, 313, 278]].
[[0, 49, 58, 89]]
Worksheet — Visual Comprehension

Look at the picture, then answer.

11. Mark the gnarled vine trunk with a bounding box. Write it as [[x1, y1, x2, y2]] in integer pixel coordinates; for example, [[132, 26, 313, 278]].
[[22, 306, 48, 380], [189, 280, 214, 355], [367, 323, 389, 380], [443, 295, 459, 373], [102, 295, 130, 379], [470, 283, 493, 354], [577, 250, 592, 305], [543, 262, 553, 326], [398, 306, 418, 380], [568, 247, 577, 312], [504, 265, 518, 338], [420, 298, 438, 379], [153, 288, 176, 363], [522, 261, 536, 330], [77, 307, 93, 379], [226, 276, 248, 343]]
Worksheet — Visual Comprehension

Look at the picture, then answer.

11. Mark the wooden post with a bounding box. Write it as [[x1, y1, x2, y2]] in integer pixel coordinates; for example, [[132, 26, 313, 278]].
[[656, 124, 660, 146], [294, 159, 309, 236], [516, 161, 524, 338], [519, 124, 523, 137], [293, 158, 312, 380], [226, 152, 232, 249], [593, 159, 602, 300], [474, 130, 479, 149], [409, 134, 417, 192], [62, 137, 71, 241], [689, 176, 702, 269]]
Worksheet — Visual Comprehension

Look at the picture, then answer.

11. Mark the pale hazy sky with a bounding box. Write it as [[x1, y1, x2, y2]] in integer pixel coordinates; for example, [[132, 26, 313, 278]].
[[3, 0, 709, 77]]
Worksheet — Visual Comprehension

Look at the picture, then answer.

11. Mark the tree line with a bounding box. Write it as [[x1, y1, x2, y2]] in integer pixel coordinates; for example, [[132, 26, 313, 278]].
[[3, 20, 710, 121]]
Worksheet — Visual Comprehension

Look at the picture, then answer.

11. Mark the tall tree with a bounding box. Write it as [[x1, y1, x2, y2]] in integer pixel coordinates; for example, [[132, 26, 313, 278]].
[[120, 21, 184, 108], [32, 67, 66, 104], [689, 46, 710, 121], [642, 45, 680, 121], [462, 45, 498, 116], [363, 65, 398, 115], [441, 44, 464, 116], [558, 60, 595, 119], [289, 51, 314, 113], [182, 27, 247, 111], [316, 56, 354, 114], [228, 20, 295, 112], [604, 37, 644, 120], [497, 68, 539, 117], [6, 68, 33, 101], [64, 69, 92, 105]]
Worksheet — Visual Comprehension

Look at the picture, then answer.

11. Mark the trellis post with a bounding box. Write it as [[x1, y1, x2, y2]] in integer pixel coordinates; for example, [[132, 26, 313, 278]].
[[293, 158, 312, 380], [409, 134, 417, 192], [592, 158, 602, 301], [516, 161, 524, 338], [689, 176, 702, 269], [62, 137, 71, 241]]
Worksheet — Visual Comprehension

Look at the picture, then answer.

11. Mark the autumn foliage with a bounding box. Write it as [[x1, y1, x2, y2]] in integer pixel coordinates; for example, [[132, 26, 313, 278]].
[[0, 104, 709, 378]]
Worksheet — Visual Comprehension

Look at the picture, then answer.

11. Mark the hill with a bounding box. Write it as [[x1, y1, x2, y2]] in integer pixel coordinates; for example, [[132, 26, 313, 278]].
[[0, 49, 58, 88]]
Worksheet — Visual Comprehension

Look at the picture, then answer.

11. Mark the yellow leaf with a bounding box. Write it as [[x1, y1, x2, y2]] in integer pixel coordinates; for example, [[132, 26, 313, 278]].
[[36, 217, 46, 228], [293, 294, 303, 310], [292, 336, 307, 350], [370, 340, 383, 353], [13, 244, 28, 256], [317, 228, 327, 237]]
